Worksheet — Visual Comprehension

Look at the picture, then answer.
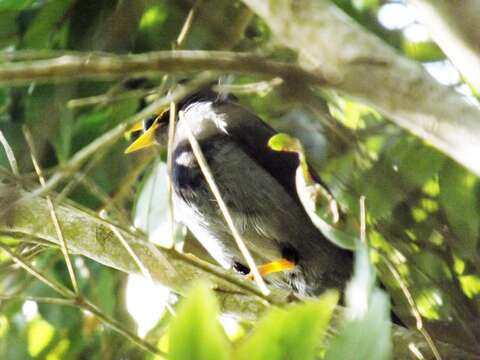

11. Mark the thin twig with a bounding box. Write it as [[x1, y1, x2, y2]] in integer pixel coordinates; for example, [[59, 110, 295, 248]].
[[22, 126, 80, 295], [162, 0, 198, 248], [360, 195, 366, 244], [13, 73, 216, 207], [67, 88, 152, 109], [0, 130, 19, 176], [360, 195, 441, 359], [80, 298, 166, 356], [0, 244, 45, 272], [180, 111, 270, 296], [0, 50, 324, 87], [166, 101, 177, 249], [107, 151, 156, 208], [55, 142, 110, 203], [76, 174, 131, 225], [100, 210, 153, 283], [0, 294, 76, 306], [0, 242, 73, 298], [175, 5, 197, 47], [0, 241, 165, 357], [172, 250, 272, 303], [213, 77, 283, 95], [381, 253, 442, 360]]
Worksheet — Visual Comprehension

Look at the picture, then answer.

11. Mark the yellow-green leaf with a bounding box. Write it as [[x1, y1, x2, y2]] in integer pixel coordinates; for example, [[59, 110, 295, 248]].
[[168, 284, 230, 360], [235, 291, 338, 360]]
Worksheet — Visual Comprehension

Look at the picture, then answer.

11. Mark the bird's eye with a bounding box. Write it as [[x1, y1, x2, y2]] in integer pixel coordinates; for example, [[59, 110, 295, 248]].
[[143, 116, 156, 131]]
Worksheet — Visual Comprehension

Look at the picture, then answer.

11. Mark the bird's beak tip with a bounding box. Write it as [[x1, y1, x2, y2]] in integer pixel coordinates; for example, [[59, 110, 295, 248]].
[[124, 124, 159, 154]]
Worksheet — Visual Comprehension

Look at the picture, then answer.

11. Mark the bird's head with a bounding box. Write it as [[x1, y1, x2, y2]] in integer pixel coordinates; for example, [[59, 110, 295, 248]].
[[124, 107, 171, 154], [124, 85, 232, 154]]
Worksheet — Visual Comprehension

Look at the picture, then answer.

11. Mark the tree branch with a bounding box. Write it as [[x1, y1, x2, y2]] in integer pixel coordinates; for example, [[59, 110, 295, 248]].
[[409, 0, 480, 90], [240, 0, 480, 177], [0, 187, 477, 359], [0, 187, 279, 315], [0, 50, 322, 86]]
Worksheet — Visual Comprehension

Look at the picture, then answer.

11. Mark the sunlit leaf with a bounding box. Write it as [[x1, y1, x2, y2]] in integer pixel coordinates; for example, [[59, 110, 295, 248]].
[[235, 291, 338, 360], [459, 275, 480, 298], [140, 5, 168, 30], [0, 315, 8, 337], [169, 284, 230, 360], [45, 338, 70, 360], [402, 40, 444, 62], [28, 317, 55, 357]]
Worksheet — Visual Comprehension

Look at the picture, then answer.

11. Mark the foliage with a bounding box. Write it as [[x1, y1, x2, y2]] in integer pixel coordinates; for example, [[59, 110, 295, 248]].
[[0, 0, 479, 359]]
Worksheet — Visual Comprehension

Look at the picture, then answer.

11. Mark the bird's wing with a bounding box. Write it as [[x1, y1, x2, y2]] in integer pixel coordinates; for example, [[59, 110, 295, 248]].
[[216, 101, 329, 205]]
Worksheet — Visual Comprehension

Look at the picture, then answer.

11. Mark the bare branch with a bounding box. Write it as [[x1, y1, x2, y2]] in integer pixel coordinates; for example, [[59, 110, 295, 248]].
[[23, 126, 80, 295], [14, 73, 215, 206], [0, 50, 323, 86], [0, 131, 19, 176]]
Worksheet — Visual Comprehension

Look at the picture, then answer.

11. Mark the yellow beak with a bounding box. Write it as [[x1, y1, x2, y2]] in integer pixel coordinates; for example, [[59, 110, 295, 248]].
[[124, 122, 160, 154], [127, 121, 145, 134]]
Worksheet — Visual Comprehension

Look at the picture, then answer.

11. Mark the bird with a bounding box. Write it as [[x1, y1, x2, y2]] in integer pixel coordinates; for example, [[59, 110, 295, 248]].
[[125, 85, 353, 297]]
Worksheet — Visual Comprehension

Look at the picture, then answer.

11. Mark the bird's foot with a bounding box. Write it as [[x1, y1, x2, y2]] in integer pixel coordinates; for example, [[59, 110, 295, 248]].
[[246, 258, 296, 280]]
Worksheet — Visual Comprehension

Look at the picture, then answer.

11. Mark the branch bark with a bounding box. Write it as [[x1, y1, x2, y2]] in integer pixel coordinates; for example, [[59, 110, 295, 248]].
[[2, 43, 480, 177], [409, 0, 480, 90], [240, 0, 480, 177], [0, 50, 322, 86]]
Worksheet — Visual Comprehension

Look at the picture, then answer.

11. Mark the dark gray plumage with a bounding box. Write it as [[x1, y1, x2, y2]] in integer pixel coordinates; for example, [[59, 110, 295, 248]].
[[154, 90, 352, 296]]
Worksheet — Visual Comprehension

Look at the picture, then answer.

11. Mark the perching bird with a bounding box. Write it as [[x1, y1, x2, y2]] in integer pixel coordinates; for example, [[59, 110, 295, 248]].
[[126, 86, 352, 296]]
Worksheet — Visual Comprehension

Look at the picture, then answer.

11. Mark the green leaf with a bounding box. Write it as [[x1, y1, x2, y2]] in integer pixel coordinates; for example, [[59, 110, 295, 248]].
[[326, 244, 392, 360], [353, 162, 404, 219], [326, 290, 391, 360], [0, 11, 18, 48], [0, 0, 34, 11], [139, 4, 168, 30], [235, 291, 338, 360], [22, 0, 73, 48], [0, 311, 31, 360], [37, 302, 82, 331], [95, 270, 116, 314], [439, 160, 479, 258], [169, 284, 230, 360], [402, 40, 444, 62], [268, 133, 304, 155], [52, 110, 74, 162], [296, 168, 358, 250], [386, 138, 445, 188], [28, 316, 55, 357], [270, 133, 358, 250]]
